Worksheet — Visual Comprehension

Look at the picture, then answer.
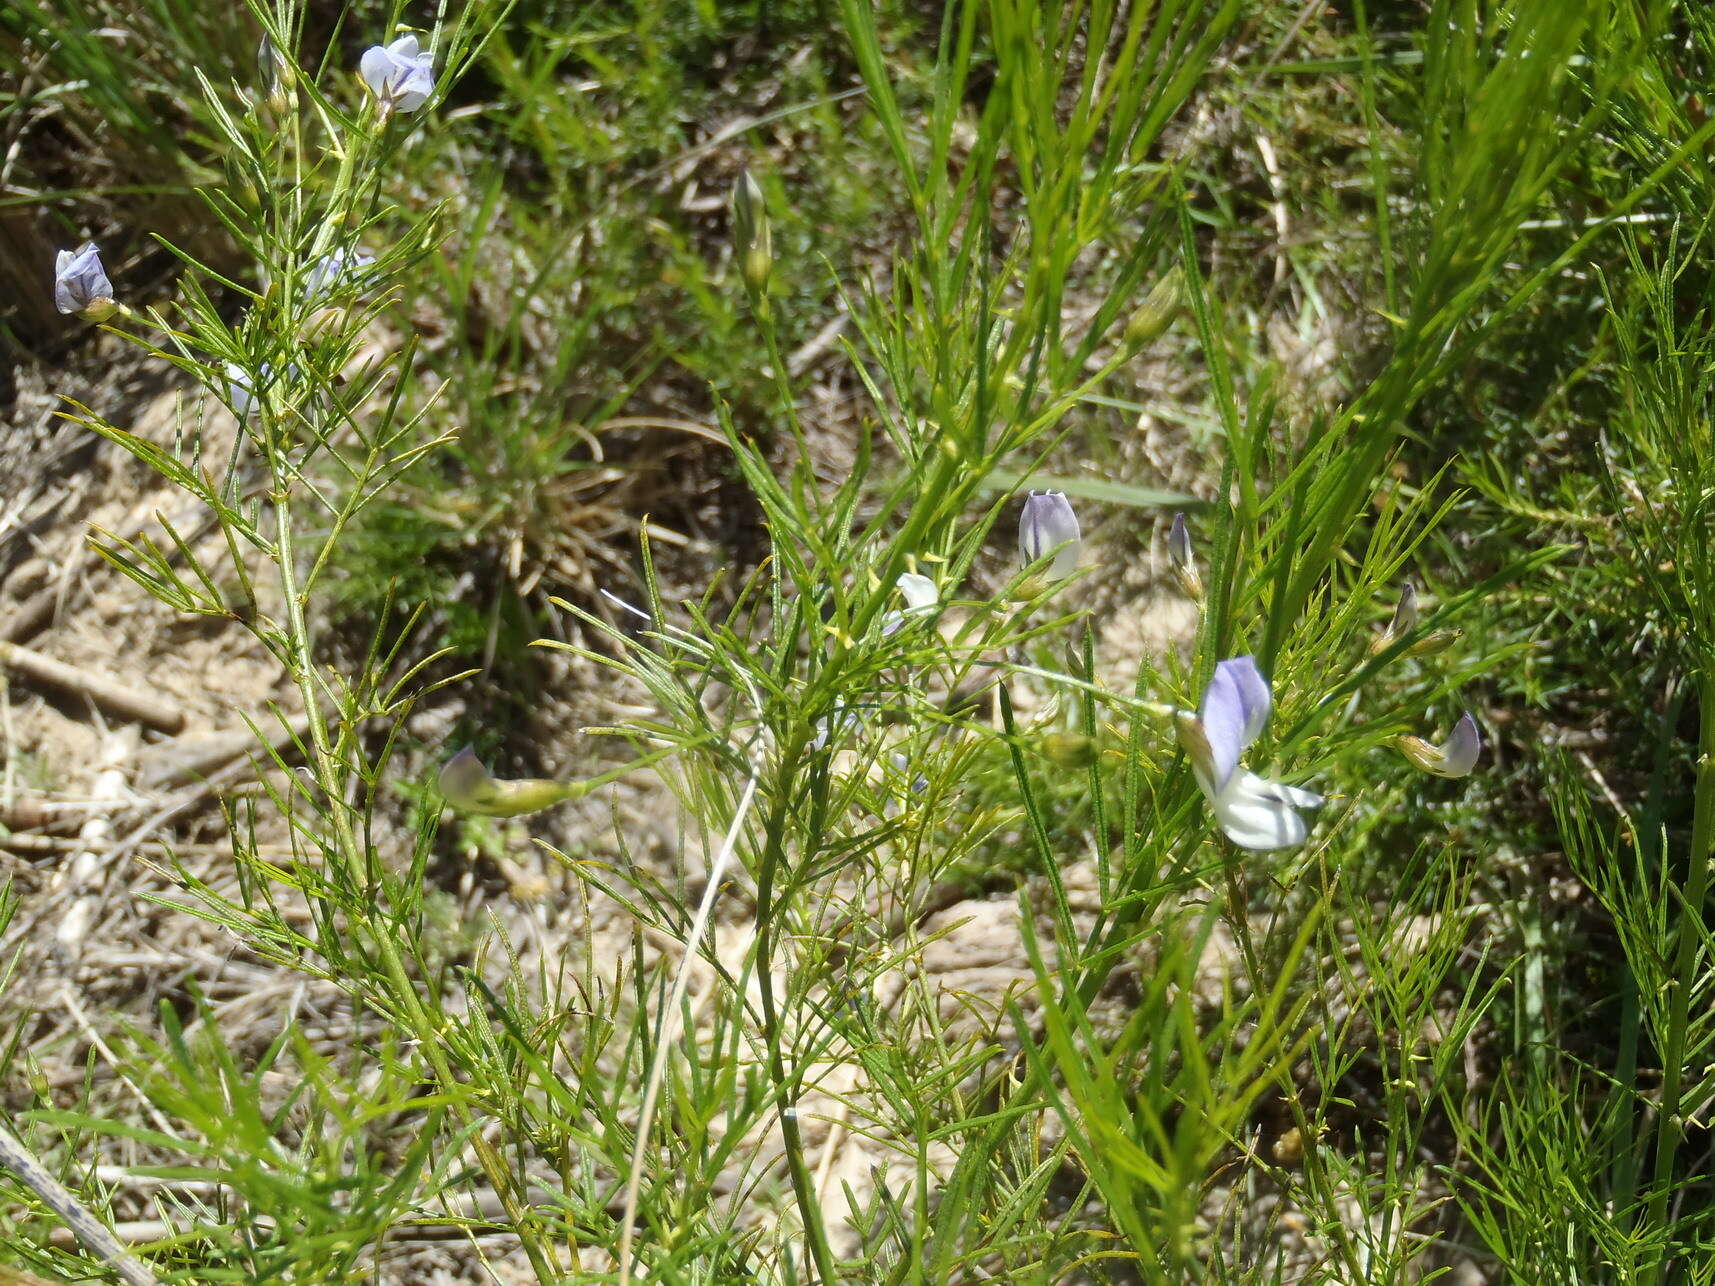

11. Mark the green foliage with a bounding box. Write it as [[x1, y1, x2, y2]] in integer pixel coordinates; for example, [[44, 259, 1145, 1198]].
[[12, 0, 1715, 1284]]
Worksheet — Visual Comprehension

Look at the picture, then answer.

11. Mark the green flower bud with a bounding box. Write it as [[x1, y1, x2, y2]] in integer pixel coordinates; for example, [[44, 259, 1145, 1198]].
[[732, 168, 772, 292], [1402, 629, 1462, 658], [439, 746, 579, 817], [1041, 731, 1097, 769], [1124, 267, 1186, 349]]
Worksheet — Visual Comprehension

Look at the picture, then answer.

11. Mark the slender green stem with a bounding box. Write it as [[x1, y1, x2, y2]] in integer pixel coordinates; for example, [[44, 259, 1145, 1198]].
[[751, 738, 842, 1285], [270, 471, 561, 1285], [1642, 672, 1715, 1283]]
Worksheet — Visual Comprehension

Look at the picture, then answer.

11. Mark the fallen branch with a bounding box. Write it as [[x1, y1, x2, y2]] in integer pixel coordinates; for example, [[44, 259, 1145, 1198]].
[[0, 1124, 160, 1286], [0, 641, 185, 734]]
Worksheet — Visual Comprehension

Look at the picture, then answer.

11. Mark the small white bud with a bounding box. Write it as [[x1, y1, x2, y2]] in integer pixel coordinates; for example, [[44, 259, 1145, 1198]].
[[1167, 513, 1201, 601]]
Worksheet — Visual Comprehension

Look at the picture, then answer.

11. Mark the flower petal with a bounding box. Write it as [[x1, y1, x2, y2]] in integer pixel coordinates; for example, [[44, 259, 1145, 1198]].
[[359, 45, 395, 96], [896, 572, 938, 612], [1199, 656, 1272, 790], [1224, 656, 1273, 744], [438, 745, 503, 812], [1439, 713, 1482, 777], [1211, 769, 1319, 850], [1019, 491, 1081, 580]]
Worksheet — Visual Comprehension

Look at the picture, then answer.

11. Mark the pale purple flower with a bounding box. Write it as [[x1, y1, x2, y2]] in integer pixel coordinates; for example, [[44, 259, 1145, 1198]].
[[1176, 655, 1321, 850], [305, 249, 376, 302], [1397, 712, 1481, 778], [1019, 491, 1080, 580], [54, 243, 115, 319], [225, 362, 260, 419], [224, 361, 298, 419], [1373, 582, 1419, 654], [896, 572, 937, 611], [360, 35, 435, 114]]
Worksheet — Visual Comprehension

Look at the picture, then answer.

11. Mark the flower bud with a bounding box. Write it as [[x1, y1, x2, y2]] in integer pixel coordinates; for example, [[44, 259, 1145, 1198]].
[[259, 33, 295, 113], [1396, 713, 1481, 778], [360, 34, 435, 116], [1402, 629, 1462, 659], [1019, 491, 1081, 581], [1124, 266, 1186, 349], [53, 243, 116, 321], [732, 168, 773, 292], [1371, 582, 1418, 655], [1167, 512, 1202, 601], [439, 745, 579, 816], [1041, 731, 1097, 769]]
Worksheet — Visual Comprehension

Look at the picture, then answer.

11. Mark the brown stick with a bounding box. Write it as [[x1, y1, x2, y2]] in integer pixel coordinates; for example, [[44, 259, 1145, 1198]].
[[0, 641, 185, 734], [0, 585, 59, 645]]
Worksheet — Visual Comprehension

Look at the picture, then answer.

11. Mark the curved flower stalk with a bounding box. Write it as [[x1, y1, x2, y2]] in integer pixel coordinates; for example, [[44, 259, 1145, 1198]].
[[360, 35, 435, 116], [1176, 655, 1321, 850], [1396, 712, 1481, 778]]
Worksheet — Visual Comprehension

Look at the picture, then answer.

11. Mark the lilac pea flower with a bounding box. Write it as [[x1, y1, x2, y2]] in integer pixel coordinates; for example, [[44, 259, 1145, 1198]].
[[360, 35, 435, 115], [1372, 582, 1419, 655], [305, 249, 376, 303], [1019, 491, 1080, 581], [54, 243, 115, 320], [225, 362, 260, 419], [896, 572, 937, 612], [224, 361, 299, 419], [439, 745, 577, 816], [1175, 655, 1322, 850], [812, 700, 858, 752], [1397, 712, 1481, 778], [890, 752, 928, 796]]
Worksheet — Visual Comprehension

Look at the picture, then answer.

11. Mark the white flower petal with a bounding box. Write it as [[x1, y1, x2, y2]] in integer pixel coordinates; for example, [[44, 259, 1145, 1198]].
[[896, 572, 938, 612], [1209, 769, 1319, 851]]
